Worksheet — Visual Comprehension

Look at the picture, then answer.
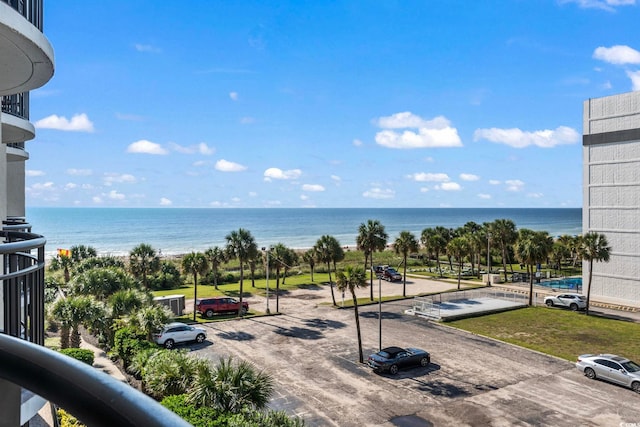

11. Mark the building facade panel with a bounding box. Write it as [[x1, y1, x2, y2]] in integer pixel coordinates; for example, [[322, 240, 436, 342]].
[[583, 92, 640, 307]]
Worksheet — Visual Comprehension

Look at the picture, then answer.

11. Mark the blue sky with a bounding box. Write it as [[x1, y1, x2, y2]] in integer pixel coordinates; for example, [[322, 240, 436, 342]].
[[26, 0, 640, 208]]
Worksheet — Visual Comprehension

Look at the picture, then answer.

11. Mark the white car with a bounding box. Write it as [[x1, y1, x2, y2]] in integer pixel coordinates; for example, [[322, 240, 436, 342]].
[[153, 322, 207, 349], [576, 354, 640, 393], [544, 293, 586, 311]]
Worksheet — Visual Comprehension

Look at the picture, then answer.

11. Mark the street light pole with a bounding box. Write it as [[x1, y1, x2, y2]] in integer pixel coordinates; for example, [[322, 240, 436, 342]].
[[262, 247, 271, 314], [487, 233, 492, 286], [378, 275, 382, 352]]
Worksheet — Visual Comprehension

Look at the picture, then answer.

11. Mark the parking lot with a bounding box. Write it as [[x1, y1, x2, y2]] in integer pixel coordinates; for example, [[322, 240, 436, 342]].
[[192, 284, 640, 426]]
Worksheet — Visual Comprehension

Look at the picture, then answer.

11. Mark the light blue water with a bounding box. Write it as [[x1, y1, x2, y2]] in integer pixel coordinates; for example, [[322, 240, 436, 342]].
[[539, 278, 583, 291], [26, 207, 582, 259]]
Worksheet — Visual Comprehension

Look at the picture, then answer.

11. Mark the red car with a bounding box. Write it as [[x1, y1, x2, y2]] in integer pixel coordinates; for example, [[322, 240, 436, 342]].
[[196, 297, 248, 318]]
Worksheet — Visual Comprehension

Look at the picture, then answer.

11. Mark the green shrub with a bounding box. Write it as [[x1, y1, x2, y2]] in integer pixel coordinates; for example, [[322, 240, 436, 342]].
[[59, 348, 94, 366], [112, 326, 153, 368]]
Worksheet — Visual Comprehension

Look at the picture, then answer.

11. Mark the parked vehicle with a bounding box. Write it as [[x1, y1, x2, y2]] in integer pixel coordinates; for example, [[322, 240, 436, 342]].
[[576, 354, 640, 393], [367, 346, 430, 375], [153, 322, 207, 349], [196, 297, 248, 318], [383, 267, 402, 282], [544, 293, 586, 311], [372, 265, 387, 278]]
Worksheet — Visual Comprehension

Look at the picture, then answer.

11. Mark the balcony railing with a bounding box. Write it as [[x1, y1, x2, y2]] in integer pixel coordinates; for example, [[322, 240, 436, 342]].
[[1, 0, 43, 31], [0, 334, 193, 427], [1, 92, 29, 120], [1, 227, 45, 344]]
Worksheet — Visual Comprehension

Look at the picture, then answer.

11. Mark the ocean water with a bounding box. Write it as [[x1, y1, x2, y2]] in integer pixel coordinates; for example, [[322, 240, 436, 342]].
[[26, 207, 582, 259]]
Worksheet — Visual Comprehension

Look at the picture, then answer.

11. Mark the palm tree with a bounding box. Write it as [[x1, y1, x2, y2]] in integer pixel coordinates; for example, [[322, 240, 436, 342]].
[[394, 231, 419, 296], [204, 246, 226, 290], [302, 249, 316, 282], [187, 357, 274, 413], [70, 244, 97, 262], [134, 304, 173, 341], [421, 227, 447, 276], [51, 297, 73, 349], [514, 229, 553, 306], [489, 219, 518, 282], [49, 253, 73, 283], [63, 295, 103, 348], [462, 222, 483, 276], [225, 228, 258, 317], [108, 289, 150, 318], [578, 232, 611, 315], [181, 252, 209, 321], [551, 241, 570, 276], [314, 235, 341, 306], [447, 236, 471, 290], [356, 219, 388, 301], [271, 243, 289, 312], [70, 266, 138, 300], [129, 243, 161, 289], [335, 266, 368, 363]]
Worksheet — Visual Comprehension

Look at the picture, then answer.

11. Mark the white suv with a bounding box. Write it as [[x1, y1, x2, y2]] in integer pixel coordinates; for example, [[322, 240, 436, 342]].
[[544, 293, 587, 311], [153, 322, 207, 349]]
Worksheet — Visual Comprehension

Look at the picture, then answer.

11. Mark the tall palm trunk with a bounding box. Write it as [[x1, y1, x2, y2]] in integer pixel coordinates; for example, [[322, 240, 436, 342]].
[[238, 263, 245, 317], [402, 255, 408, 297], [60, 324, 70, 349], [71, 324, 81, 348], [276, 266, 281, 313], [528, 264, 534, 306], [586, 259, 594, 315], [327, 262, 336, 306], [351, 290, 364, 363], [192, 273, 198, 322]]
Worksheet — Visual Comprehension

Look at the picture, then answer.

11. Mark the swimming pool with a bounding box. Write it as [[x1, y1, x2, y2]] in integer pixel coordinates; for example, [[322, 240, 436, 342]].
[[539, 277, 582, 291]]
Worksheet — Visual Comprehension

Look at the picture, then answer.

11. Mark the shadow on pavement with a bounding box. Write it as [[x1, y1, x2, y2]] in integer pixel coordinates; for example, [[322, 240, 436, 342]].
[[360, 311, 403, 320], [216, 331, 255, 341], [274, 326, 323, 340]]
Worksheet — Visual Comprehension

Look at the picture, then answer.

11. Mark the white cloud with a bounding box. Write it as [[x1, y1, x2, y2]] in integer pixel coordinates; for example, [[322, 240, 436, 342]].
[[506, 179, 525, 192], [134, 43, 161, 53], [248, 191, 258, 197], [215, 159, 247, 172], [66, 168, 92, 176], [561, 0, 635, 12], [353, 139, 363, 147], [108, 190, 125, 200], [92, 196, 103, 204], [127, 140, 169, 155], [375, 112, 438, 129], [489, 180, 501, 185], [231, 197, 241, 203], [375, 114, 463, 149], [407, 172, 450, 182], [26, 170, 45, 177], [420, 187, 430, 193], [593, 45, 640, 64], [302, 184, 325, 192], [104, 173, 136, 185], [436, 182, 462, 191], [363, 188, 395, 199], [627, 70, 640, 90], [460, 173, 480, 181], [32, 182, 55, 190], [374, 113, 462, 149], [478, 193, 492, 199], [169, 142, 215, 155], [263, 168, 302, 181], [160, 197, 172, 206], [300, 194, 309, 201], [229, 92, 239, 101], [473, 126, 579, 148], [193, 160, 207, 167], [34, 113, 94, 132], [331, 175, 341, 184], [527, 192, 544, 198], [64, 183, 77, 190]]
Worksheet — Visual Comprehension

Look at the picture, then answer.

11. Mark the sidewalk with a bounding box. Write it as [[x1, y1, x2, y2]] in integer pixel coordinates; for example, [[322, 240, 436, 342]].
[[80, 337, 127, 382]]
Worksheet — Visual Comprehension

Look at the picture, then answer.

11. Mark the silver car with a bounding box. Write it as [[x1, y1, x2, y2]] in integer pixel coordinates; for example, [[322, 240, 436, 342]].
[[544, 293, 586, 311], [576, 354, 640, 393], [153, 322, 207, 349]]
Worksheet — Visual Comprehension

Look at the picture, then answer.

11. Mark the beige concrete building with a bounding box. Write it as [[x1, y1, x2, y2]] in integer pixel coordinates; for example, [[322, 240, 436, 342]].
[[583, 91, 640, 307]]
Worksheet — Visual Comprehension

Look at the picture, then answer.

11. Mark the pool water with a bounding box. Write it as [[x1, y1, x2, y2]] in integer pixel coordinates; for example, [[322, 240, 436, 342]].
[[538, 277, 582, 291]]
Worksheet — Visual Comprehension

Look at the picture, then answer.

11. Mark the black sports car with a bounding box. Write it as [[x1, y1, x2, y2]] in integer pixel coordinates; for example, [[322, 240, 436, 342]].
[[367, 346, 430, 375]]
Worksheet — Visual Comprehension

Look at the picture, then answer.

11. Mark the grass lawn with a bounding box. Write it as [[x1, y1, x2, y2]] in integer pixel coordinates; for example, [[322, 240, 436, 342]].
[[448, 307, 640, 362]]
